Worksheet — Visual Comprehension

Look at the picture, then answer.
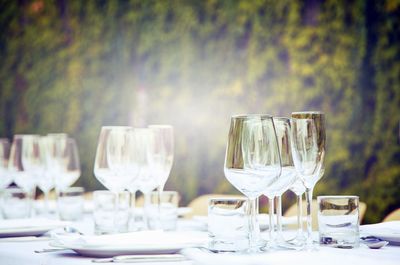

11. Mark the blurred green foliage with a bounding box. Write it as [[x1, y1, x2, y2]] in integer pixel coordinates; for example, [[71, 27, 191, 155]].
[[0, 0, 399, 223]]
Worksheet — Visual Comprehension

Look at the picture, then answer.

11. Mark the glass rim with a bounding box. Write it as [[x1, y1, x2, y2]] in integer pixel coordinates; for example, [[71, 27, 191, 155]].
[[148, 124, 173, 129], [209, 197, 247, 203], [101, 126, 132, 129], [273, 117, 290, 122], [60, 187, 85, 193], [13, 134, 41, 138], [231, 114, 273, 119], [292, 111, 325, 115], [4, 187, 26, 193], [317, 195, 359, 200]]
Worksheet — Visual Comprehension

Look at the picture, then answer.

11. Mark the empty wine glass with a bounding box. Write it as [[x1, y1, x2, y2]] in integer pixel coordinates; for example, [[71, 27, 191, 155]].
[[147, 125, 173, 230], [224, 114, 281, 252], [128, 128, 154, 230], [9, 134, 43, 217], [94, 126, 136, 233], [0, 139, 11, 191], [271, 117, 297, 248], [291, 112, 326, 249]]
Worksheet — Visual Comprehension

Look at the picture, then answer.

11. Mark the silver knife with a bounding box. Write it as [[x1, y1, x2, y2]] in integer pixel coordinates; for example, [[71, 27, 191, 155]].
[[92, 254, 187, 263]]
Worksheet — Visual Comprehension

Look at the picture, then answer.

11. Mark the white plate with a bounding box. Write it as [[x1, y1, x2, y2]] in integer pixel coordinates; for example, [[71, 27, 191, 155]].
[[50, 231, 207, 257], [50, 241, 202, 257], [0, 219, 66, 237]]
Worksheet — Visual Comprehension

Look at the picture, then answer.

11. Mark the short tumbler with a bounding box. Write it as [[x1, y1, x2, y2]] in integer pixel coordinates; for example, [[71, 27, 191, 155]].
[[2, 188, 30, 219], [208, 197, 249, 252], [57, 187, 84, 221], [144, 191, 179, 231], [318, 195, 360, 248], [93, 190, 130, 234]]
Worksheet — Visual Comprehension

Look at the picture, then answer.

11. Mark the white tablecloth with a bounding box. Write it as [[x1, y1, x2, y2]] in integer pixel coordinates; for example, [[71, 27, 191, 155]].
[[0, 217, 399, 265]]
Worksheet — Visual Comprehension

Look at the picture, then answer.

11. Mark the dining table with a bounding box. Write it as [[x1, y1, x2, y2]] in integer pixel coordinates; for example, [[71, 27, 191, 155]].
[[0, 213, 399, 265]]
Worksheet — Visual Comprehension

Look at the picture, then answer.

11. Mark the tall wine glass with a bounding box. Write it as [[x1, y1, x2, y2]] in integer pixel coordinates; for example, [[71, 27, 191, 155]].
[[94, 126, 136, 233], [224, 114, 281, 251], [0, 139, 11, 191], [147, 125, 173, 229], [291, 112, 326, 249], [9, 135, 43, 217], [272, 117, 297, 248], [128, 128, 154, 230]]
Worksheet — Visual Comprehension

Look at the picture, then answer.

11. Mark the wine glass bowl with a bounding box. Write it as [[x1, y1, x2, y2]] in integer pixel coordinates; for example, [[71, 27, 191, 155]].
[[224, 114, 281, 251]]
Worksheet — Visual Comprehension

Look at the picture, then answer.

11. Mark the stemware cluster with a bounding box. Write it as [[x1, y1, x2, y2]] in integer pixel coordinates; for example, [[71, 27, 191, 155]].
[[93, 125, 173, 232], [224, 112, 326, 251], [0, 134, 80, 216]]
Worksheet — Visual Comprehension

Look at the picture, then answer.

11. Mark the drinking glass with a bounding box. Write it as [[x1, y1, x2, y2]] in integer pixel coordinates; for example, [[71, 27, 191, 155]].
[[0, 139, 11, 191], [291, 112, 326, 248], [9, 134, 42, 217], [271, 117, 297, 248], [94, 126, 136, 233], [147, 125, 174, 229], [224, 114, 281, 251], [57, 138, 81, 191], [135, 128, 161, 229]]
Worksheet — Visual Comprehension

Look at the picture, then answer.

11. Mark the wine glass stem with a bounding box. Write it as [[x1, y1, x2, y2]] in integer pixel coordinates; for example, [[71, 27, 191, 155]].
[[157, 185, 163, 230], [144, 192, 151, 229], [44, 190, 50, 216], [114, 192, 119, 233], [268, 197, 275, 243], [296, 193, 303, 236], [248, 197, 259, 249], [276, 195, 283, 237], [29, 187, 36, 217], [305, 187, 314, 247]]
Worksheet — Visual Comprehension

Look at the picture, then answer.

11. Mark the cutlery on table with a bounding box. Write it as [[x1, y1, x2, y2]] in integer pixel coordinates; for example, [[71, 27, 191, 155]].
[[34, 248, 67, 253], [361, 236, 389, 249], [0, 236, 50, 242], [92, 254, 187, 263]]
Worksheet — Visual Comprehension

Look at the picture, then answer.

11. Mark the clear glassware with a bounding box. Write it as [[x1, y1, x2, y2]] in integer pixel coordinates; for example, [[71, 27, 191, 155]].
[[291, 112, 326, 249], [58, 138, 81, 191], [0, 139, 11, 191], [224, 114, 281, 252], [147, 125, 174, 230], [129, 128, 154, 230], [9, 134, 43, 217], [271, 117, 297, 248], [94, 126, 136, 233]]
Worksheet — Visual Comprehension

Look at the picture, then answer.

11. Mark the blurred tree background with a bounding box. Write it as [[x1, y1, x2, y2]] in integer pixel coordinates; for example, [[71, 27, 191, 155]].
[[0, 0, 399, 223]]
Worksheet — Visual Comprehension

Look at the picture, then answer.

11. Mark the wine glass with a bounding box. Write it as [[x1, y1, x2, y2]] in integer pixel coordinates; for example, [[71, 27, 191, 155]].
[[291, 112, 326, 249], [94, 126, 136, 233], [147, 125, 173, 229], [271, 117, 297, 248], [9, 134, 43, 217], [0, 139, 11, 191], [127, 128, 154, 230], [224, 114, 281, 251]]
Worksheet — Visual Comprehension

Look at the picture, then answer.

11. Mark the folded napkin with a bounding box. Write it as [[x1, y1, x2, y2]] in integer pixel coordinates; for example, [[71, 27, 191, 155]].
[[53, 230, 208, 248], [0, 218, 67, 230], [360, 221, 400, 244]]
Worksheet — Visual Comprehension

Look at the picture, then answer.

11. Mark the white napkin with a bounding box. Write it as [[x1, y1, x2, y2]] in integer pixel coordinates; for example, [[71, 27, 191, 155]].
[[0, 218, 67, 230], [181, 247, 399, 265], [360, 221, 400, 244], [53, 230, 208, 248]]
